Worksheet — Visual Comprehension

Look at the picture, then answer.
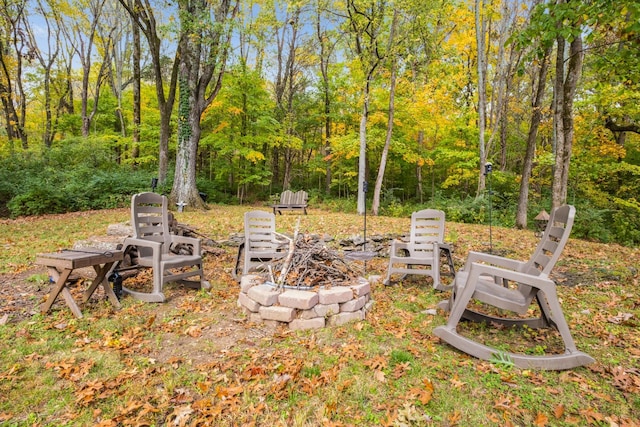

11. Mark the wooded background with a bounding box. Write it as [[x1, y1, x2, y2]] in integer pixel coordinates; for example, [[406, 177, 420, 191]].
[[0, 0, 638, 245]]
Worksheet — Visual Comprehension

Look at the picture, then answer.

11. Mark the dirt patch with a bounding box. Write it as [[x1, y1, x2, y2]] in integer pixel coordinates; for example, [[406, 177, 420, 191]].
[[0, 266, 128, 324], [0, 268, 51, 324], [148, 313, 279, 366], [0, 266, 279, 365]]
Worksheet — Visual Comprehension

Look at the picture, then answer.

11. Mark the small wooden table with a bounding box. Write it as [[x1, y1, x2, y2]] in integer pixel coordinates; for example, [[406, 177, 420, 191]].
[[36, 249, 123, 318]]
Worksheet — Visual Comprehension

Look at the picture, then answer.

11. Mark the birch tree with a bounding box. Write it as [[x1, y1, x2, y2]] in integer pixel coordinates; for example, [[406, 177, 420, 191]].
[[371, 8, 399, 216], [344, 0, 386, 215]]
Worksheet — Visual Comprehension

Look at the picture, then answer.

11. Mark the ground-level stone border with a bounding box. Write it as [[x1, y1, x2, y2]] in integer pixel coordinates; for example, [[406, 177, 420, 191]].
[[237, 275, 374, 330]]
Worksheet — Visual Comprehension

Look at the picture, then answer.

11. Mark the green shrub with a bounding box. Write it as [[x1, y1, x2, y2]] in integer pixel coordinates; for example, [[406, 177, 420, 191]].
[[571, 205, 613, 242], [610, 198, 640, 246], [8, 186, 68, 216], [321, 196, 357, 213], [1, 138, 639, 247], [5, 158, 155, 217]]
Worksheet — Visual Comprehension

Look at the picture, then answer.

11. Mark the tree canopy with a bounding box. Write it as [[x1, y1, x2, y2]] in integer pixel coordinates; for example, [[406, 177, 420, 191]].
[[1, 0, 639, 244]]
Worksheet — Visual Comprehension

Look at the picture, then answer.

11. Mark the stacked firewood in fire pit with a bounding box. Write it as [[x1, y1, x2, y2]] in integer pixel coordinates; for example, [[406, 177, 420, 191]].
[[269, 234, 360, 289]]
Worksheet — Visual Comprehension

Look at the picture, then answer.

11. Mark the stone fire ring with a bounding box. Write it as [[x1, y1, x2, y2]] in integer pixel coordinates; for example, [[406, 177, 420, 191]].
[[237, 275, 374, 331]]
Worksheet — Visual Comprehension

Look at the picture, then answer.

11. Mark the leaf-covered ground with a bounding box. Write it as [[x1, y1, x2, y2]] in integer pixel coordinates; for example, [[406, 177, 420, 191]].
[[0, 205, 639, 426]]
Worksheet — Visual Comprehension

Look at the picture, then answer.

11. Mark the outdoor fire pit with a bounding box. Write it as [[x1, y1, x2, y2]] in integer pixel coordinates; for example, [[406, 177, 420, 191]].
[[236, 234, 374, 330]]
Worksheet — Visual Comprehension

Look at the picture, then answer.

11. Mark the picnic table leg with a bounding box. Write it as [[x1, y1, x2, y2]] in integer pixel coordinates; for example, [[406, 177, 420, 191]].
[[82, 261, 121, 309], [42, 267, 83, 318]]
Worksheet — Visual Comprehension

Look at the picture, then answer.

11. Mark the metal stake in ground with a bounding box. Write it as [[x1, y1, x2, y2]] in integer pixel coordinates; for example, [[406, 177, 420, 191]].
[[485, 162, 493, 254], [345, 180, 375, 273], [363, 180, 368, 252]]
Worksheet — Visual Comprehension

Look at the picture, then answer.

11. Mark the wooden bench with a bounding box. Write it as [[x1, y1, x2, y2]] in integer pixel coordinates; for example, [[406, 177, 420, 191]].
[[271, 190, 308, 215]]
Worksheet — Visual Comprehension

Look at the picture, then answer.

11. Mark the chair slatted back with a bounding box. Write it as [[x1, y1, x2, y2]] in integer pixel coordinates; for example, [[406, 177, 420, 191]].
[[522, 205, 575, 277], [131, 193, 171, 252], [410, 209, 445, 254], [293, 190, 308, 205], [279, 190, 294, 205], [245, 210, 279, 252]]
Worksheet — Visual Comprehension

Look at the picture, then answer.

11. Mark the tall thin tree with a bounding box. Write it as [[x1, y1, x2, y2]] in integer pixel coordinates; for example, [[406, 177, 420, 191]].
[[117, 0, 180, 185], [372, 8, 399, 216], [0, 0, 29, 148], [27, 0, 61, 147], [551, 0, 583, 209], [345, 0, 386, 215], [475, 0, 488, 197], [516, 45, 552, 228]]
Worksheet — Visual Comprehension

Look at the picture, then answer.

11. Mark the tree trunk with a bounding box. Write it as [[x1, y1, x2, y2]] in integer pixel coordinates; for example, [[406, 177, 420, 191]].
[[43, 68, 54, 147], [74, 0, 105, 138], [559, 34, 583, 205], [170, 0, 237, 208], [552, 32, 565, 209], [516, 46, 551, 229], [324, 95, 332, 195], [117, 0, 178, 185], [106, 37, 126, 139], [417, 131, 424, 202], [316, 7, 333, 196], [172, 71, 205, 209], [372, 8, 399, 216], [283, 148, 292, 190], [475, 0, 487, 197], [0, 87, 22, 143], [131, 14, 141, 159], [272, 6, 301, 191], [0, 0, 29, 148], [60, 45, 74, 115], [345, 0, 385, 215], [357, 77, 370, 215], [552, 26, 583, 209], [34, 0, 61, 146], [88, 37, 111, 136]]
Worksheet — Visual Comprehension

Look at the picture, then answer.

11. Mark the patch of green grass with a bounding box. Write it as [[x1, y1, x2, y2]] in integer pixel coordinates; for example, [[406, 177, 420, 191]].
[[301, 365, 321, 378], [26, 273, 48, 283], [390, 348, 414, 366]]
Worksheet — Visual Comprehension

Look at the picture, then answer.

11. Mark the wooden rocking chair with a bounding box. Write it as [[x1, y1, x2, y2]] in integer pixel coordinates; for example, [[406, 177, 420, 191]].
[[233, 210, 288, 281], [384, 209, 455, 290], [434, 205, 594, 370], [117, 192, 205, 302]]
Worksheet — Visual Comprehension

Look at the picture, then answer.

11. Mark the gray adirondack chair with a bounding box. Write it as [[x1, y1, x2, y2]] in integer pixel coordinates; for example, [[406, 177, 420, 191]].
[[434, 205, 594, 370], [233, 210, 288, 280], [119, 192, 205, 302], [384, 209, 454, 290]]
